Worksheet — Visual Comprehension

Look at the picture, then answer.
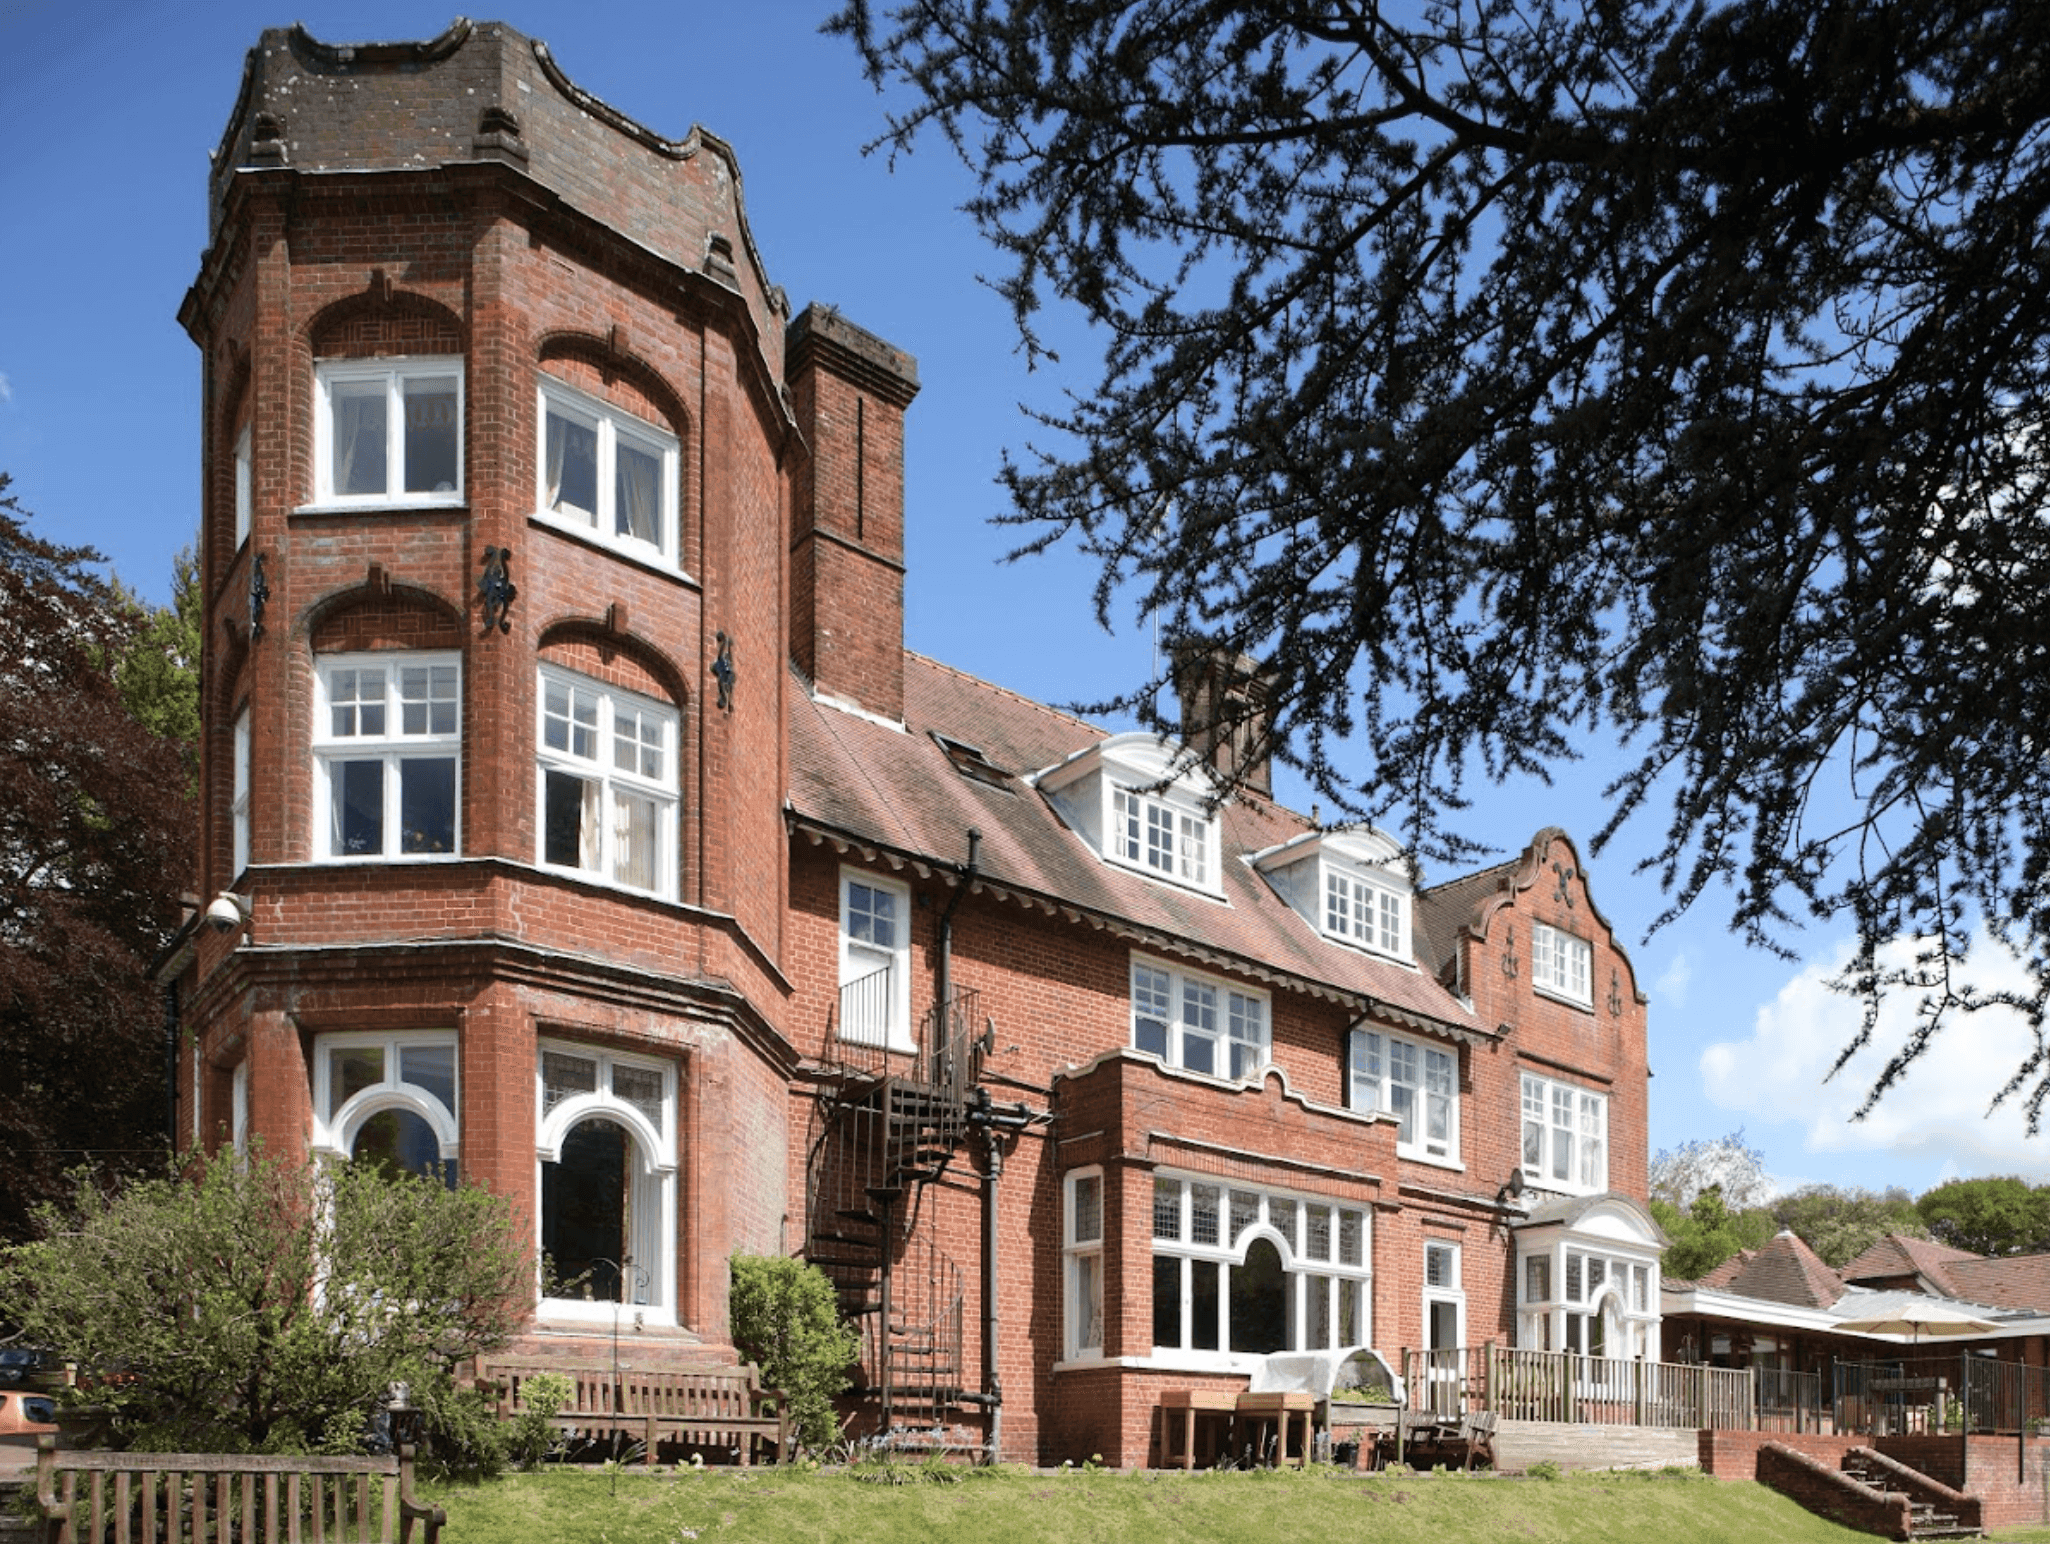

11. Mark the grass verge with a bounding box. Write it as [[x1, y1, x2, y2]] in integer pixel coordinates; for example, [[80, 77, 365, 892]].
[[428, 1462, 1892, 1544]]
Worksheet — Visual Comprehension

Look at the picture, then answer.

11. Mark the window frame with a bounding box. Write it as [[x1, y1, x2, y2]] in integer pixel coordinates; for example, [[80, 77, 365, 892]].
[[308, 1029, 460, 1176], [534, 377, 681, 570], [312, 357, 465, 509], [534, 1039, 679, 1327], [1109, 782, 1214, 889], [1423, 1240, 1466, 1357], [839, 868, 914, 1053], [231, 1060, 250, 1160], [1322, 862, 1410, 960], [1520, 1070, 1608, 1194], [1129, 955, 1270, 1082], [1146, 1171, 1373, 1367], [1518, 1240, 1659, 1359], [1531, 922, 1594, 1007], [1348, 1027, 1459, 1163], [231, 705, 251, 878], [233, 422, 252, 548], [534, 664, 679, 900], [312, 651, 462, 864], [1064, 1168, 1106, 1360]]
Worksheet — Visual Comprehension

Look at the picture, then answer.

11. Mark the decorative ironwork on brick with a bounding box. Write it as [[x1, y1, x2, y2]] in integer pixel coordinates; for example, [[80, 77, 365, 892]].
[[712, 630, 736, 711], [249, 551, 269, 640], [478, 546, 517, 634]]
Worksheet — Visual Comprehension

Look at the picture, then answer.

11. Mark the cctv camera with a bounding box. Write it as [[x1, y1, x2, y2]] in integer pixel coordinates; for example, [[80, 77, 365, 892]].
[[205, 892, 246, 935]]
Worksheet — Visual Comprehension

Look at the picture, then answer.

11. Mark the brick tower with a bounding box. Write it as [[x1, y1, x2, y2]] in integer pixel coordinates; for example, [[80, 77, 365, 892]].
[[170, 19, 914, 1358]]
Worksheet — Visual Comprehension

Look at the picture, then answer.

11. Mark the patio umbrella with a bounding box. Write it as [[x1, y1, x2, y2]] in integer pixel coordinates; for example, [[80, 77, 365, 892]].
[[1833, 1303, 1999, 1344]]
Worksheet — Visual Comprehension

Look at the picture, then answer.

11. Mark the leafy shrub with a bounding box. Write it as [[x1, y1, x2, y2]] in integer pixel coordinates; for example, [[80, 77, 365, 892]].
[[728, 1254, 859, 1454], [1526, 1460, 1563, 1481], [0, 1149, 526, 1454]]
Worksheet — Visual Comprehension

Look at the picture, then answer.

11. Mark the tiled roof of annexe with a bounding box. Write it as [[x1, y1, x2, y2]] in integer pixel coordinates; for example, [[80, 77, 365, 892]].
[[1718, 1230, 1847, 1309], [1838, 1234, 1983, 1294], [1837, 1233, 2050, 1315], [788, 653, 1506, 1037]]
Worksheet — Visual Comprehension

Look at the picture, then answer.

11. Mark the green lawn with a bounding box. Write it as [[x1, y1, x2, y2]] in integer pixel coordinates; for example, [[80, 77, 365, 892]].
[[427, 1462, 1894, 1544]]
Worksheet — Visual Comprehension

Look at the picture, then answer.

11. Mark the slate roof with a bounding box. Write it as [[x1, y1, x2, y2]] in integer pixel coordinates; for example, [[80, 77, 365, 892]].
[[1414, 860, 1518, 982], [788, 654, 1517, 1035]]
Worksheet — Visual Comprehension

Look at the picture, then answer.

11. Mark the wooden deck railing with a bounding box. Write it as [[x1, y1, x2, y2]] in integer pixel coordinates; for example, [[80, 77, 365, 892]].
[[1407, 1346, 1755, 1430]]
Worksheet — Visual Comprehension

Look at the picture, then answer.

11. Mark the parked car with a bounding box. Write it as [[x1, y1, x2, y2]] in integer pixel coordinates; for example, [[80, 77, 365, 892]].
[[0, 1390, 57, 1436], [0, 1346, 57, 1387]]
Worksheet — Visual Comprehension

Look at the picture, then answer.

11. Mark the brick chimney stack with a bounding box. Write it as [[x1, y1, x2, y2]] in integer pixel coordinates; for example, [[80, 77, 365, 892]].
[[787, 305, 920, 722], [1173, 644, 1277, 798]]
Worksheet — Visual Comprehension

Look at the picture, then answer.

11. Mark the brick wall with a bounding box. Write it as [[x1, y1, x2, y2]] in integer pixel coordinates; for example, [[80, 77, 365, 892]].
[[179, 18, 1658, 1471], [1699, 1428, 1861, 1479], [1755, 1442, 1911, 1538]]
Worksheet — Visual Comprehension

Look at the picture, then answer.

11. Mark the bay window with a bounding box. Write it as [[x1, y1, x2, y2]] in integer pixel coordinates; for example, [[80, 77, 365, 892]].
[[1149, 1173, 1371, 1361], [314, 654, 460, 861], [309, 1029, 459, 1185], [536, 667, 678, 898], [1065, 1169, 1105, 1358], [536, 1041, 677, 1323], [314, 358, 462, 506], [537, 379, 679, 567]]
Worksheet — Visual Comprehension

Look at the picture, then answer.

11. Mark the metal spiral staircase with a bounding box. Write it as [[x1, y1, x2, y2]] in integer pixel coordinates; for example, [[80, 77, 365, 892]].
[[804, 981, 988, 1441]]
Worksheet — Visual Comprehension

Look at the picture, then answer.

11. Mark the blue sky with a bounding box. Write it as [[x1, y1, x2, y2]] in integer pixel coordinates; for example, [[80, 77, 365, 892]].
[[2, 0, 2041, 1198]]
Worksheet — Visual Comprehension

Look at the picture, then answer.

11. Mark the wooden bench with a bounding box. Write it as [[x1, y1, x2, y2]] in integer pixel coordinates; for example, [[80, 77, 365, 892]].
[[1437, 1410, 1498, 1471], [35, 1435, 444, 1544], [1380, 1409, 1498, 1471], [474, 1357, 788, 1466]]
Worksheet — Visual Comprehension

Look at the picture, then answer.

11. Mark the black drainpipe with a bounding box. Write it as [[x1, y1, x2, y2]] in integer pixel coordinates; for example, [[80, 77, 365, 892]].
[[934, 828, 981, 1027], [162, 981, 180, 1153]]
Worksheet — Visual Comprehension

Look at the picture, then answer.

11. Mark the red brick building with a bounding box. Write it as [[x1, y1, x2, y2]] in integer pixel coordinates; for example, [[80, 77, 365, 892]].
[[168, 19, 1661, 1466]]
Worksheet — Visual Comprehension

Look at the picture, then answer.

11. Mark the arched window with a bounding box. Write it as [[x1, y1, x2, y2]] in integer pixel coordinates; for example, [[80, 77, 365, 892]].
[[310, 1031, 459, 1184], [535, 1042, 677, 1324], [1230, 1237, 1288, 1354], [1147, 1175, 1372, 1364]]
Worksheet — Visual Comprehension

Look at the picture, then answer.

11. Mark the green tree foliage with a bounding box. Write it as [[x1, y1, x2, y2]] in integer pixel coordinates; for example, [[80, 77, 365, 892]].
[[1652, 1186, 1775, 1282], [112, 541, 202, 774], [0, 476, 194, 1240], [1916, 1176, 2050, 1257], [1771, 1183, 1926, 1269], [729, 1253, 860, 1454], [0, 1149, 527, 1453], [836, 0, 2050, 1117]]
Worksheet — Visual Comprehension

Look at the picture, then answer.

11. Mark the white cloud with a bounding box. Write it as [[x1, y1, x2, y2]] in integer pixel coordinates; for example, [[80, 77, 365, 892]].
[[1700, 930, 2046, 1173], [1655, 950, 1694, 1010], [0, 372, 12, 403]]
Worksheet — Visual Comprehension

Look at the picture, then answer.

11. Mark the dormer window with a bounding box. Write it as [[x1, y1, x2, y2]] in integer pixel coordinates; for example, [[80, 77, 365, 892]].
[[1035, 733, 1224, 897], [1112, 785, 1211, 886], [1252, 827, 1414, 963], [1325, 869, 1404, 956]]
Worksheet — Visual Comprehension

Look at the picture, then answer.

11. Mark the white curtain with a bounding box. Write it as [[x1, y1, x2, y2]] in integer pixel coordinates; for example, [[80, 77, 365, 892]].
[[334, 387, 384, 496], [618, 441, 659, 544]]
